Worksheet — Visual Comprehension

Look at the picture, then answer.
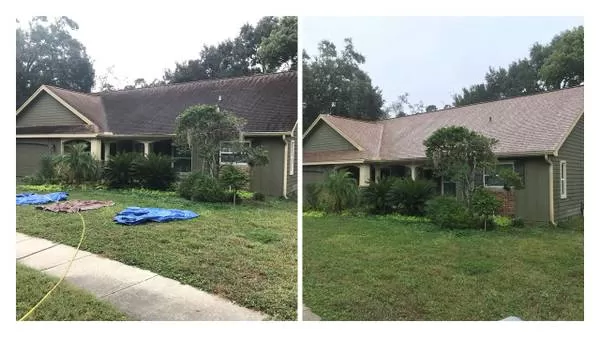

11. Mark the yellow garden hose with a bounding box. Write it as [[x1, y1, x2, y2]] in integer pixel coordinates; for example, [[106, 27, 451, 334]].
[[19, 212, 87, 321]]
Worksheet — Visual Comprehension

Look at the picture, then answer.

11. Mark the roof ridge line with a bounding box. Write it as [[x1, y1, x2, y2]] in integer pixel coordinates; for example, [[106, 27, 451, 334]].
[[384, 85, 584, 122], [94, 71, 297, 95]]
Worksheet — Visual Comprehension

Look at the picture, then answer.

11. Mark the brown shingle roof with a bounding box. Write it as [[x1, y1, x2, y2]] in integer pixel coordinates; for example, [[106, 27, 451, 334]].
[[42, 72, 297, 135], [305, 86, 584, 163]]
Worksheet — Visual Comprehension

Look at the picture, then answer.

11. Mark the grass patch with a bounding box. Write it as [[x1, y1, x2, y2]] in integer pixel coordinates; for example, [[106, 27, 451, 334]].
[[16, 263, 128, 321], [16, 187, 297, 320], [303, 215, 583, 321]]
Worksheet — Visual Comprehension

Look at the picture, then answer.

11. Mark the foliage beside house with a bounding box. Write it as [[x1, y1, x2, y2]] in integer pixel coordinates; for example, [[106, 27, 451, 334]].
[[303, 86, 584, 224]]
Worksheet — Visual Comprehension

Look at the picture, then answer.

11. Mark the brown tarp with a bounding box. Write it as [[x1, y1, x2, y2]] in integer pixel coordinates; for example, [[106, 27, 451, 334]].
[[36, 200, 115, 213]]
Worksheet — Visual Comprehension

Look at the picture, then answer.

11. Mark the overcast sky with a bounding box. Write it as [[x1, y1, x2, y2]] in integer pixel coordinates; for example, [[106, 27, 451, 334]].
[[302, 16, 584, 108], [19, 15, 264, 91]]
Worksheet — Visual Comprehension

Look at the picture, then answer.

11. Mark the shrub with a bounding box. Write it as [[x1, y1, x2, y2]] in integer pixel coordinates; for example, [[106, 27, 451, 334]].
[[304, 183, 323, 211], [35, 154, 58, 183], [55, 143, 102, 185], [387, 179, 436, 216], [471, 187, 502, 231], [132, 153, 177, 190], [321, 170, 359, 213], [178, 171, 227, 202], [426, 196, 475, 229], [361, 177, 397, 214], [492, 215, 512, 229], [103, 152, 142, 188], [253, 192, 266, 201], [512, 217, 525, 228]]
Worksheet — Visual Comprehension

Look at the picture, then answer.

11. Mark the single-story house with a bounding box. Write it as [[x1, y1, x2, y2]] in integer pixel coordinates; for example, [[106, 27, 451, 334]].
[[303, 86, 584, 224], [16, 71, 298, 197]]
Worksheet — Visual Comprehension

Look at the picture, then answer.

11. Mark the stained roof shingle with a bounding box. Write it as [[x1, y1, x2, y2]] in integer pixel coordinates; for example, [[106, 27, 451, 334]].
[[43, 72, 297, 135]]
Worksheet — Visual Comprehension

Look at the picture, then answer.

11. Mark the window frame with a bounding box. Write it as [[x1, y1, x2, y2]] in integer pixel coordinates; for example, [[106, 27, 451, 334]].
[[560, 160, 567, 199], [483, 161, 515, 188], [219, 140, 251, 166]]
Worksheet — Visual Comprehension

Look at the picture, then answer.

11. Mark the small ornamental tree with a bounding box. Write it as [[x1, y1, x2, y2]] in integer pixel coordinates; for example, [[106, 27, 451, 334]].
[[174, 104, 245, 178], [424, 126, 498, 209], [219, 165, 249, 205], [471, 188, 502, 231]]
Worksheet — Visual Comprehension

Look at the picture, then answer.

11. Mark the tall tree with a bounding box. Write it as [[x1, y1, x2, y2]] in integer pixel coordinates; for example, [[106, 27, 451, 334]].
[[303, 38, 385, 128], [16, 16, 95, 107], [164, 16, 297, 83], [453, 25, 583, 107]]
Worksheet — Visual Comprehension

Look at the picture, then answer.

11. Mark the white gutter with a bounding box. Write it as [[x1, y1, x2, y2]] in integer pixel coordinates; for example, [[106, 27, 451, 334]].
[[544, 154, 556, 226], [282, 135, 289, 198]]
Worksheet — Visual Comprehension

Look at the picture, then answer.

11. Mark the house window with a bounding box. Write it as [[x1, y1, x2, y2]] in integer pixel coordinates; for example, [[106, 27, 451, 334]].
[[484, 161, 515, 187], [289, 140, 295, 175], [172, 146, 191, 173], [560, 160, 567, 199], [220, 141, 250, 165]]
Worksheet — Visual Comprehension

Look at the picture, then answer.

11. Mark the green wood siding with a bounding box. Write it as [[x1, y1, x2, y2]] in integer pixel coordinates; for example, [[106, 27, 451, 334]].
[[17, 92, 85, 127], [513, 157, 550, 224], [553, 115, 584, 220], [248, 137, 285, 196], [304, 121, 356, 152], [16, 138, 61, 176]]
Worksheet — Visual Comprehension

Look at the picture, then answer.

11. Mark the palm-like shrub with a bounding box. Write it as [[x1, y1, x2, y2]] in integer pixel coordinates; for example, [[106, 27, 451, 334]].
[[361, 177, 398, 214], [322, 169, 359, 213], [55, 143, 101, 185], [104, 152, 143, 188], [132, 153, 177, 190], [387, 178, 436, 216]]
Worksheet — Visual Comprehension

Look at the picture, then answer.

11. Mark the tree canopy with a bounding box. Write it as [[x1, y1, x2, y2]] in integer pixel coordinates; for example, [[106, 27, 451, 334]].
[[164, 16, 297, 84], [303, 38, 385, 128], [424, 126, 498, 209], [453, 25, 583, 107], [16, 16, 95, 107]]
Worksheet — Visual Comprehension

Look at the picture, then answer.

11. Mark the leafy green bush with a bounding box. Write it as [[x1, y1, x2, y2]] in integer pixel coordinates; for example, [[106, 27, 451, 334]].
[[252, 192, 266, 201], [492, 215, 512, 229], [178, 171, 227, 202], [304, 183, 323, 211], [35, 154, 58, 184], [131, 153, 177, 190], [361, 177, 397, 214], [54, 143, 102, 185], [471, 187, 502, 231], [426, 196, 475, 229], [387, 179, 436, 216], [103, 152, 142, 188], [512, 217, 525, 228], [321, 170, 359, 213]]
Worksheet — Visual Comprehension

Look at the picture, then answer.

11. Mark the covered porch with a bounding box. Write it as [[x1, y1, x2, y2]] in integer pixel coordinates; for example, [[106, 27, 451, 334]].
[[333, 162, 457, 196], [60, 137, 191, 172]]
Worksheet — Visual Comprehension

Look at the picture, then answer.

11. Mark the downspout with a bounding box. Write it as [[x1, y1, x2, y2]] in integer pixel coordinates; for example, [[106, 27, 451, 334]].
[[282, 135, 289, 198], [544, 154, 556, 226]]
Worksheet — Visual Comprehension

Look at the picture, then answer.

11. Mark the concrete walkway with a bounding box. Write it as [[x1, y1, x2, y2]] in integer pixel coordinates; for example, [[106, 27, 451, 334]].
[[303, 306, 321, 321], [16, 232, 266, 321]]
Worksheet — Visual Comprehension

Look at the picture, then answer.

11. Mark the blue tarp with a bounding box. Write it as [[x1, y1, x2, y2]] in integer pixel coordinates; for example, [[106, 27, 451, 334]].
[[114, 207, 199, 225], [16, 192, 68, 205]]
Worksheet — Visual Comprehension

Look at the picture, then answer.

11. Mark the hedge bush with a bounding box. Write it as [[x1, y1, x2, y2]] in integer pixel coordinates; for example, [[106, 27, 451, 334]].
[[132, 153, 177, 190], [178, 171, 228, 202], [426, 196, 475, 229]]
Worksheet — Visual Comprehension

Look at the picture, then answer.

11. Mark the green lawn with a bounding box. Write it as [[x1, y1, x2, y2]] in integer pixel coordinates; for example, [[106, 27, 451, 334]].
[[16, 263, 128, 320], [303, 213, 583, 321], [16, 187, 297, 320]]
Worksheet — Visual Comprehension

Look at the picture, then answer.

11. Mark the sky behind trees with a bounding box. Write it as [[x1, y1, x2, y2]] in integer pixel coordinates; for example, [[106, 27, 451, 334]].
[[302, 16, 583, 107]]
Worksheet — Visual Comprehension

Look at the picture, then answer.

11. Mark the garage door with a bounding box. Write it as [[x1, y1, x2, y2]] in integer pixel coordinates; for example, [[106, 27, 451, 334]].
[[16, 140, 55, 177]]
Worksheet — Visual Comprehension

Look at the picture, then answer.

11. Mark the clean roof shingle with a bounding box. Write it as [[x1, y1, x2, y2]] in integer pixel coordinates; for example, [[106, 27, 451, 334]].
[[305, 86, 584, 162]]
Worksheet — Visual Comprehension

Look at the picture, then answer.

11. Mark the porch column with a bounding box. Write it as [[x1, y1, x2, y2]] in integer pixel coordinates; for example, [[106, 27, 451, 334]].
[[139, 141, 155, 157], [359, 164, 371, 187], [59, 139, 65, 155], [90, 139, 102, 160], [104, 141, 111, 161], [408, 165, 418, 180]]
